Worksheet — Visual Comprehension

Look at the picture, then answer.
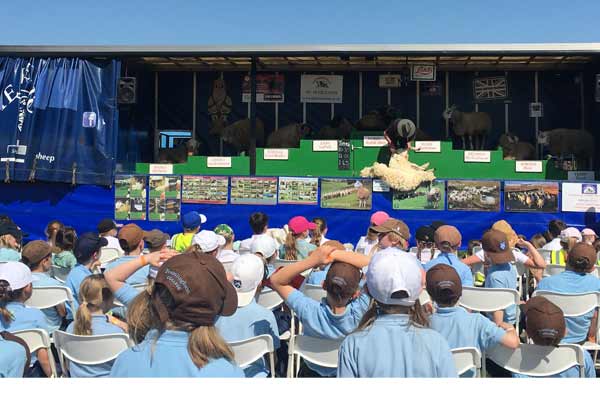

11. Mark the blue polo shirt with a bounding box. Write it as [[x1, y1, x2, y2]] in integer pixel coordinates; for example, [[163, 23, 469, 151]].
[[286, 290, 370, 376], [484, 263, 518, 325], [0, 248, 20, 262], [110, 330, 244, 378], [513, 349, 596, 378], [0, 335, 27, 377], [424, 253, 474, 287], [114, 284, 140, 308], [537, 270, 600, 343], [305, 264, 331, 286], [65, 264, 93, 305], [278, 239, 316, 260], [104, 256, 149, 285], [337, 314, 457, 378], [0, 302, 50, 365], [31, 272, 70, 333], [215, 299, 280, 378]]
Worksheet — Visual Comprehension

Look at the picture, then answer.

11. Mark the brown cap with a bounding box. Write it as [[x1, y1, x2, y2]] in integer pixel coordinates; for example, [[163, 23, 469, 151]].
[[118, 224, 148, 251], [481, 229, 514, 264], [492, 220, 518, 249], [143, 229, 169, 249], [323, 261, 361, 299], [426, 264, 462, 303], [434, 225, 462, 251], [525, 296, 565, 347], [153, 251, 237, 326], [370, 218, 410, 240], [567, 242, 597, 272], [21, 240, 52, 266]]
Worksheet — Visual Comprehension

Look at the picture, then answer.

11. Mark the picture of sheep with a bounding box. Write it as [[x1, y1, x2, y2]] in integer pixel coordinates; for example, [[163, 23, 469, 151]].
[[443, 105, 492, 150], [230, 177, 277, 205], [447, 180, 500, 212], [278, 177, 318, 205], [537, 128, 595, 170], [392, 180, 446, 211], [320, 178, 373, 210], [498, 133, 536, 160], [504, 182, 558, 213]]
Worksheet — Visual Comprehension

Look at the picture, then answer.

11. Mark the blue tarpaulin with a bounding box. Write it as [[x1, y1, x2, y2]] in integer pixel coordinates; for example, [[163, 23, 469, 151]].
[[0, 57, 119, 185]]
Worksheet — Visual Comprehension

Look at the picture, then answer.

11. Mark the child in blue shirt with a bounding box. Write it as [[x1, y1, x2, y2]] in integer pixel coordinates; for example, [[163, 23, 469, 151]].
[[0, 222, 22, 262], [215, 254, 280, 377], [52, 227, 78, 271], [270, 245, 371, 377], [0, 262, 54, 377], [424, 225, 474, 287], [65, 233, 107, 306], [337, 248, 457, 377], [427, 263, 519, 376], [104, 224, 150, 285], [110, 251, 244, 377], [0, 331, 30, 378]]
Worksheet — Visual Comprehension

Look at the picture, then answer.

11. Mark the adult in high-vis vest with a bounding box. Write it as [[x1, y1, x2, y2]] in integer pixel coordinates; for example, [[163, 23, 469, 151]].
[[170, 211, 207, 253], [549, 227, 581, 266]]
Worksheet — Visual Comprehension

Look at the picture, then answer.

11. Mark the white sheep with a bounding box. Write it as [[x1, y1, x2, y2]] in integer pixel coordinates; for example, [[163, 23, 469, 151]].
[[537, 128, 595, 169], [266, 123, 312, 148], [443, 105, 492, 150]]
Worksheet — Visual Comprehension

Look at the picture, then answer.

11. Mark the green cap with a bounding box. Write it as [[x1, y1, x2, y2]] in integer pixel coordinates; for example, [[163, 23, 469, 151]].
[[214, 224, 234, 238]]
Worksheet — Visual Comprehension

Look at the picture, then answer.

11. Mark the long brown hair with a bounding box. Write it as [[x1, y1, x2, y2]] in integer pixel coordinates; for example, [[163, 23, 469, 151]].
[[0, 280, 25, 325], [310, 217, 327, 247], [74, 275, 113, 336], [45, 220, 64, 247], [283, 231, 299, 260], [356, 299, 429, 332], [126, 283, 234, 369]]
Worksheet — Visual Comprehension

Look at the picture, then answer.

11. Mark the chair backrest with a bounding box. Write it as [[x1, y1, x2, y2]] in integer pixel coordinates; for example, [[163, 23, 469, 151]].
[[99, 247, 121, 265], [301, 284, 327, 302], [50, 265, 70, 283], [257, 288, 284, 310], [487, 343, 585, 377], [543, 264, 565, 278], [538, 249, 552, 264], [229, 334, 275, 368], [11, 328, 58, 377], [532, 290, 599, 317], [53, 331, 132, 371], [131, 283, 148, 293], [451, 347, 482, 377], [459, 286, 520, 313], [26, 285, 74, 310], [273, 258, 298, 269], [289, 335, 341, 369]]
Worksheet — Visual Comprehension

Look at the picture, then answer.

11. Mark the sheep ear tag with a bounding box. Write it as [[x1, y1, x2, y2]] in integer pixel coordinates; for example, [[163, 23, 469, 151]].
[[499, 242, 506, 250]]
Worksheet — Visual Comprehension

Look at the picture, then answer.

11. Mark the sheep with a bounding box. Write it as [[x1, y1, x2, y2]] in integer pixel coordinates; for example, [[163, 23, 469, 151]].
[[356, 186, 371, 209], [318, 116, 354, 139], [157, 138, 200, 163], [537, 128, 595, 168], [209, 118, 265, 154], [442, 105, 492, 150], [266, 122, 312, 148], [356, 106, 397, 131], [427, 187, 441, 209], [498, 133, 536, 160]]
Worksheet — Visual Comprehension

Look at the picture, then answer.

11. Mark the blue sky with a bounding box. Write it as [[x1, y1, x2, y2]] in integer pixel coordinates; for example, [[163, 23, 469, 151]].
[[2, 0, 599, 45]]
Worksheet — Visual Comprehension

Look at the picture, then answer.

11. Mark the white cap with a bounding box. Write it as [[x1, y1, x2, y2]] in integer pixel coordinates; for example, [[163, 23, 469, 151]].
[[0, 262, 33, 290], [230, 254, 264, 307], [560, 227, 582, 242], [192, 230, 226, 253], [582, 228, 597, 237], [366, 248, 423, 306], [251, 235, 278, 259]]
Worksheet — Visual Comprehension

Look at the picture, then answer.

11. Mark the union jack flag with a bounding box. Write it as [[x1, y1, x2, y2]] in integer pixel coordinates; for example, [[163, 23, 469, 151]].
[[473, 76, 508, 100]]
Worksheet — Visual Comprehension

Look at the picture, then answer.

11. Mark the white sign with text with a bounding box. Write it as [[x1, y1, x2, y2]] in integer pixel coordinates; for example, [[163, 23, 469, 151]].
[[206, 156, 232, 168], [414, 141, 441, 153], [312, 140, 339, 151], [363, 136, 388, 147], [515, 161, 543, 173], [464, 151, 491, 163], [264, 149, 289, 160], [149, 164, 173, 174], [562, 182, 600, 212]]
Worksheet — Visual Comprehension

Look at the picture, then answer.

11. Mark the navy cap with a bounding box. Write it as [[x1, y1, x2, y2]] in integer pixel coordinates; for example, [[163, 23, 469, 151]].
[[74, 232, 108, 263], [0, 221, 22, 240], [182, 211, 207, 230]]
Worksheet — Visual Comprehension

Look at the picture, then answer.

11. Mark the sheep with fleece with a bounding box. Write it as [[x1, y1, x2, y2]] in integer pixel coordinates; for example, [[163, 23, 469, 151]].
[[266, 123, 312, 148], [537, 128, 595, 169], [443, 105, 492, 150], [498, 133, 536, 160]]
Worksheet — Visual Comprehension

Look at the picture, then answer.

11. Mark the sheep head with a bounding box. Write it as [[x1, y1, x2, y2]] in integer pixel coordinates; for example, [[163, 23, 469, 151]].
[[537, 131, 549, 145]]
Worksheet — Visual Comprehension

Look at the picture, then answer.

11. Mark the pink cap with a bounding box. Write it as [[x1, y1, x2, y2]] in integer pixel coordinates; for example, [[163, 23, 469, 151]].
[[582, 228, 598, 237], [288, 216, 317, 234], [560, 227, 582, 242], [370, 211, 390, 226]]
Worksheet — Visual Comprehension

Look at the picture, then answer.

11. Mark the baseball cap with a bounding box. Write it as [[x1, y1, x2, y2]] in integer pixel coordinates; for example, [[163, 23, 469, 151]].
[[21, 240, 52, 266], [426, 264, 462, 304], [323, 261, 361, 300], [481, 229, 514, 264], [369, 218, 410, 240], [192, 230, 225, 253], [415, 225, 435, 242], [566, 242, 597, 271], [74, 233, 108, 263], [366, 248, 423, 306], [153, 251, 237, 326], [582, 228, 598, 237], [434, 225, 462, 250], [524, 296, 565, 347], [143, 229, 169, 249], [0, 261, 33, 290], [492, 220, 518, 248], [230, 254, 265, 307], [430, 221, 447, 231], [0, 222, 22, 240], [182, 211, 207, 230], [288, 216, 316, 234], [97, 218, 117, 234], [560, 227, 582, 242], [251, 234, 278, 259], [214, 224, 234, 239], [118, 224, 148, 251], [370, 211, 390, 226]]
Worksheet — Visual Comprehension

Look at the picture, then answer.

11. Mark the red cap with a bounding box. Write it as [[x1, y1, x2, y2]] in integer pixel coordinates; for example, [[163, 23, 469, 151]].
[[288, 216, 316, 234]]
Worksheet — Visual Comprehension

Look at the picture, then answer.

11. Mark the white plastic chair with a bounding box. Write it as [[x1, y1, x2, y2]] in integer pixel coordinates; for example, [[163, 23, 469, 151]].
[[487, 343, 585, 377], [287, 335, 342, 378], [11, 328, 58, 377], [53, 331, 132, 377], [26, 285, 74, 312], [459, 286, 520, 330], [238, 247, 251, 255], [229, 334, 276, 378], [99, 247, 121, 266], [257, 288, 284, 310], [451, 347, 482, 377], [538, 249, 553, 264], [543, 264, 565, 278], [50, 265, 70, 283], [300, 283, 327, 302]]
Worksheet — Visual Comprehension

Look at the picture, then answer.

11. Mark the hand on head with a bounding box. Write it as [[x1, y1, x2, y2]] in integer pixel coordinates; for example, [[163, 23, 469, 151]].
[[312, 245, 336, 266]]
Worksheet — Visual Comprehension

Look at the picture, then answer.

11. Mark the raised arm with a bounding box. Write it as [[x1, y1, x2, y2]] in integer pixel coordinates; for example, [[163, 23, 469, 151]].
[[329, 249, 370, 269], [517, 239, 546, 269], [104, 249, 176, 293]]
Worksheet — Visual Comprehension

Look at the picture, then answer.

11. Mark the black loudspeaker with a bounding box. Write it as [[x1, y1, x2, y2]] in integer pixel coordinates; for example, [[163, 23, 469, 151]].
[[118, 77, 137, 104]]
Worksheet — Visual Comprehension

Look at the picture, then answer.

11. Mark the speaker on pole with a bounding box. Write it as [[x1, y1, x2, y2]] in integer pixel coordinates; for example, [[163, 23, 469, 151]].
[[118, 77, 137, 104]]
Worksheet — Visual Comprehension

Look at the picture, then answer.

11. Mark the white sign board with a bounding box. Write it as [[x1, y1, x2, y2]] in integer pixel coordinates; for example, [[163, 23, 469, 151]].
[[562, 182, 600, 212], [529, 102, 543, 117], [379, 74, 403, 88], [363, 136, 387, 147], [300, 75, 343, 103], [515, 161, 543, 173], [263, 149, 289, 160], [206, 156, 232, 168], [149, 164, 173, 174], [312, 140, 338, 152], [568, 171, 595, 181], [373, 180, 390, 192], [414, 141, 441, 153], [464, 151, 491, 163]]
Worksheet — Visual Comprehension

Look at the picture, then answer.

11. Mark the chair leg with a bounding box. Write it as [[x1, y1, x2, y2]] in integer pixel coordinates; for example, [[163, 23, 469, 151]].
[[269, 352, 275, 378]]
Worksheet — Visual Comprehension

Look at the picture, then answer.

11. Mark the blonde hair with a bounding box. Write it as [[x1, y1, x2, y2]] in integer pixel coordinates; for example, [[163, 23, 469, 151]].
[[74, 274, 113, 336], [356, 299, 429, 332], [126, 283, 233, 369], [310, 217, 327, 247], [0, 235, 17, 249], [384, 232, 406, 249], [283, 231, 299, 260], [561, 237, 579, 253]]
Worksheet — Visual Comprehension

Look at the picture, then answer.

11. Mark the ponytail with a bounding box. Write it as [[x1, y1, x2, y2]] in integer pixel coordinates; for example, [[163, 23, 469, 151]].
[[74, 302, 93, 336], [188, 326, 234, 369], [127, 289, 154, 344], [0, 280, 15, 324], [310, 217, 327, 247], [283, 232, 298, 260], [356, 298, 429, 332], [73, 274, 113, 336]]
